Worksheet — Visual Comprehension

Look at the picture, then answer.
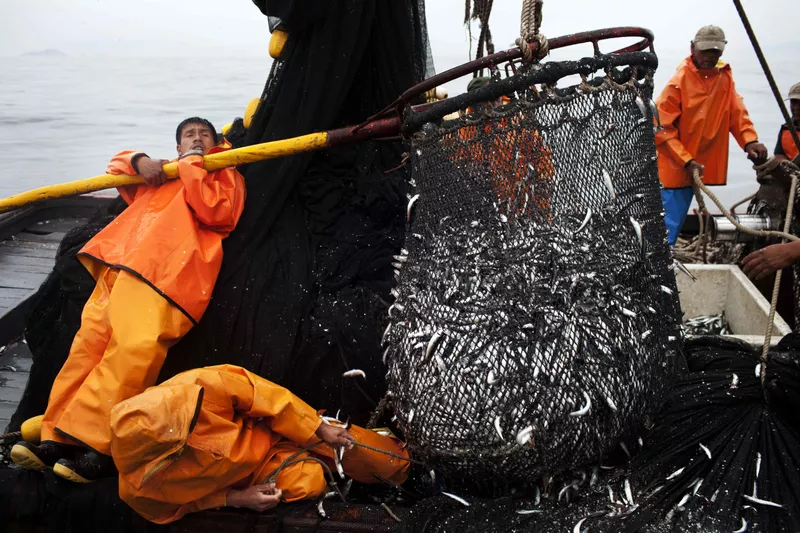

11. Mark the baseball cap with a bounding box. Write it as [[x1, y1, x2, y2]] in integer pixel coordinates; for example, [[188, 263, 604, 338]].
[[788, 82, 800, 101], [693, 25, 727, 52]]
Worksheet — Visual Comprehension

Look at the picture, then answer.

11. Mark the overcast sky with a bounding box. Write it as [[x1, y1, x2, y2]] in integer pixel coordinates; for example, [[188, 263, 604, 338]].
[[2, 1, 795, 60]]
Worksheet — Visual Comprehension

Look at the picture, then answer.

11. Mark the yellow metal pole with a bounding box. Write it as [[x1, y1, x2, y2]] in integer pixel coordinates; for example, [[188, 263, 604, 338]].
[[0, 131, 329, 214]]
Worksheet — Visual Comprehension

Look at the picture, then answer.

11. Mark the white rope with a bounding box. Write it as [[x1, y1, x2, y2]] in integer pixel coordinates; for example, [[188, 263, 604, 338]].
[[517, 0, 547, 63], [690, 161, 800, 387]]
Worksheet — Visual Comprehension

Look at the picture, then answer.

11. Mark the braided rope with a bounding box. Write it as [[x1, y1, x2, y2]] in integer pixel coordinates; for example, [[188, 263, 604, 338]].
[[517, 0, 547, 64], [690, 161, 800, 388]]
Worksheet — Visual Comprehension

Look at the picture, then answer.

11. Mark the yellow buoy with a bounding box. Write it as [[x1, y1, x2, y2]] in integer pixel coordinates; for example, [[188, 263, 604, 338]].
[[269, 29, 289, 59], [20, 414, 44, 444], [243, 97, 261, 129], [221, 122, 233, 136]]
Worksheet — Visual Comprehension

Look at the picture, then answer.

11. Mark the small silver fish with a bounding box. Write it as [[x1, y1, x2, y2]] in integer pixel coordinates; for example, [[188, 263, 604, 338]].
[[755, 452, 762, 478], [635, 96, 649, 119], [732, 518, 748, 533], [407, 194, 420, 221], [630, 217, 643, 255], [317, 500, 327, 518], [699, 443, 711, 459], [569, 391, 592, 417], [602, 168, 616, 200], [494, 416, 504, 441], [342, 369, 366, 379], [574, 208, 592, 235], [516, 425, 534, 446], [666, 467, 685, 480], [743, 494, 783, 508], [731, 373, 739, 389], [425, 331, 443, 362], [441, 492, 470, 506], [516, 509, 543, 515], [676, 493, 690, 510], [624, 478, 634, 506]]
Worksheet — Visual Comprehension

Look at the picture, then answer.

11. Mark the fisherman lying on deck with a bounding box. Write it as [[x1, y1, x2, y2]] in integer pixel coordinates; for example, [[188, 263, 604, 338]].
[[108, 365, 409, 524], [11, 118, 246, 482]]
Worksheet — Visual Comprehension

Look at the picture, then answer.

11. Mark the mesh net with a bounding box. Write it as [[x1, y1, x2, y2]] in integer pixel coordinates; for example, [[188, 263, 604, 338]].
[[384, 53, 682, 492]]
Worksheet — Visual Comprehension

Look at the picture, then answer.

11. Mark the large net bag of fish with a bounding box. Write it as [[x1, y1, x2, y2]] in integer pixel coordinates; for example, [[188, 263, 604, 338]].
[[383, 53, 682, 492]]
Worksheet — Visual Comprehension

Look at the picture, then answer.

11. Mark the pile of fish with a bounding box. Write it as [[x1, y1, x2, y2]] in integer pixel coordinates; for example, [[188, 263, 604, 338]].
[[682, 314, 732, 336], [384, 203, 680, 482]]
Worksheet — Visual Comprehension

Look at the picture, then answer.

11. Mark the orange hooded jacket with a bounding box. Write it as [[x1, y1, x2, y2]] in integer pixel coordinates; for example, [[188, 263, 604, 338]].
[[110, 365, 410, 524], [655, 57, 759, 189], [79, 144, 246, 323]]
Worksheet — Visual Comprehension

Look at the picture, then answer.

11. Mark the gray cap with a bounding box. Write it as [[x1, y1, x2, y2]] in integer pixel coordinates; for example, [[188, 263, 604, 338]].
[[693, 25, 727, 52], [788, 82, 800, 101]]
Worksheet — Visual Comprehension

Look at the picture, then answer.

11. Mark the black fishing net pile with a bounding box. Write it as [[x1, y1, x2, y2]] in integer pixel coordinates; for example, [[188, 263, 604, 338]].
[[405, 336, 800, 533], [384, 53, 682, 493]]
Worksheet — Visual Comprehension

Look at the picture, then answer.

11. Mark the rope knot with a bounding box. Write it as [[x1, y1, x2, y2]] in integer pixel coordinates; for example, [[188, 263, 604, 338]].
[[516, 33, 549, 64]]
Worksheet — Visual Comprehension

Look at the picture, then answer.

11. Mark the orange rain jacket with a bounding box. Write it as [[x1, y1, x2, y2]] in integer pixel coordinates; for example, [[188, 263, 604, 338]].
[[110, 365, 410, 524], [80, 144, 246, 323], [655, 57, 759, 189]]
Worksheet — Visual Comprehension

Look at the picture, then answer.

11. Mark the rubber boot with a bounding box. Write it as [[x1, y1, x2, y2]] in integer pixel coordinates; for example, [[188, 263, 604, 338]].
[[10, 440, 80, 471], [53, 450, 117, 483]]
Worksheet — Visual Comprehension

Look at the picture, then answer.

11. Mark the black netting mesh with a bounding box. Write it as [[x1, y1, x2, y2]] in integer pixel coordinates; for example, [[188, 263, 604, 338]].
[[384, 53, 681, 492]]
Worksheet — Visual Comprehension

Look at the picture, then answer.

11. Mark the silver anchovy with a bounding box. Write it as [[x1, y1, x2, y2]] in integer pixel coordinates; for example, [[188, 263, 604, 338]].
[[342, 369, 366, 379], [666, 467, 685, 480], [672, 259, 697, 281], [516, 425, 534, 446], [569, 391, 592, 417], [743, 494, 783, 508], [425, 331, 443, 362], [634, 95, 649, 119], [602, 168, 617, 200], [649, 99, 663, 131], [317, 500, 327, 518], [699, 443, 711, 459], [517, 509, 544, 515], [755, 452, 762, 478], [441, 492, 471, 506], [494, 416, 504, 441], [574, 208, 593, 235], [733, 518, 748, 533], [630, 217, 643, 255], [406, 194, 420, 222], [730, 373, 739, 389], [676, 493, 690, 510], [624, 478, 634, 506]]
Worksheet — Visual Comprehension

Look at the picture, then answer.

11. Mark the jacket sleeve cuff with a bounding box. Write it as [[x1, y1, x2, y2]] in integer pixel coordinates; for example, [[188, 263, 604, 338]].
[[130, 153, 148, 174]]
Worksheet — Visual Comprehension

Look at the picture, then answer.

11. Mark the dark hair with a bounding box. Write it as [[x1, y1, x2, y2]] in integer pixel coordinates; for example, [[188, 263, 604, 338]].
[[175, 117, 219, 145]]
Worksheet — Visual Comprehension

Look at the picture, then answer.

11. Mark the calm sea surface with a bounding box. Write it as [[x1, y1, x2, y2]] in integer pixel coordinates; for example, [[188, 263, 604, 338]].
[[0, 52, 796, 209]]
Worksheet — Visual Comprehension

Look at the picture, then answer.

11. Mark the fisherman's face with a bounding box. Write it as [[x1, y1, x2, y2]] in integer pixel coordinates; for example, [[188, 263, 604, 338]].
[[791, 100, 800, 121], [177, 123, 216, 156], [690, 44, 723, 70]]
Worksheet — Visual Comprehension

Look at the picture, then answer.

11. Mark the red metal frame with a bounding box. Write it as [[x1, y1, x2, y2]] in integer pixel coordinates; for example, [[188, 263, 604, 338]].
[[352, 27, 655, 134], [329, 27, 655, 149]]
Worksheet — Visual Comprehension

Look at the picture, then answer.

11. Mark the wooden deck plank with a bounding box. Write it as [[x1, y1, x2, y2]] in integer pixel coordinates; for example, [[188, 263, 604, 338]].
[[16, 231, 68, 244], [0, 244, 58, 259], [28, 217, 88, 234], [0, 255, 57, 272]]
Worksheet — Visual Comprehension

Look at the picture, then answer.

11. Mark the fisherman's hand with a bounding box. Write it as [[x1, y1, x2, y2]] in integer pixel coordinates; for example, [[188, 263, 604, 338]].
[[745, 142, 769, 164], [136, 156, 169, 186], [685, 160, 704, 181], [227, 483, 282, 512], [742, 242, 800, 280], [316, 423, 355, 449]]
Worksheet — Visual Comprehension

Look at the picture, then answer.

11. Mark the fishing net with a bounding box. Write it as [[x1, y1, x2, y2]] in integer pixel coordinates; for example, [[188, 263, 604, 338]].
[[406, 335, 800, 533], [384, 52, 682, 493]]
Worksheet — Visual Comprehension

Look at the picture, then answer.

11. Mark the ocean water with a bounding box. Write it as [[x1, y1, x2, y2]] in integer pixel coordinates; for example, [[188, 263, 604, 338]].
[[0, 51, 796, 210]]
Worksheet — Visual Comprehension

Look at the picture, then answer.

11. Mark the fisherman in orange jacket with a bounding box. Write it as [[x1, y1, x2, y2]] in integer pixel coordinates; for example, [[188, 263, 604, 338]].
[[11, 117, 246, 482], [656, 25, 768, 245], [108, 365, 410, 524], [774, 82, 800, 163]]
